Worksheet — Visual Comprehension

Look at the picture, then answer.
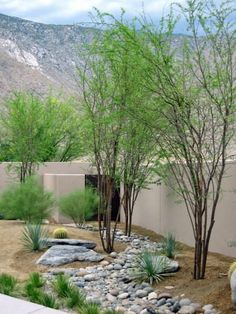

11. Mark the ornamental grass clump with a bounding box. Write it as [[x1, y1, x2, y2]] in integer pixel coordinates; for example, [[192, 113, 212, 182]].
[[39, 292, 59, 309], [27, 272, 45, 288], [53, 274, 72, 298], [0, 273, 17, 295], [130, 250, 175, 285], [77, 303, 101, 314], [24, 272, 45, 303], [66, 286, 85, 309], [24, 272, 58, 309], [22, 223, 49, 251], [53, 273, 85, 309]]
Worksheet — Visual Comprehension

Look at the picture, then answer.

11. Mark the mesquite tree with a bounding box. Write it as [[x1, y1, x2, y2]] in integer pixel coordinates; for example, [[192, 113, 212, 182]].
[[99, 16, 161, 237], [129, 0, 236, 279], [79, 12, 159, 251], [79, 33, 126, 253], [1, 92, 81, 182]]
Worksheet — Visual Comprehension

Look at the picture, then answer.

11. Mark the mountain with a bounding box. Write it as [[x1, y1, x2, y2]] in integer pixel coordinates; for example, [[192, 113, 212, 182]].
[[0, 13, 96, 100]]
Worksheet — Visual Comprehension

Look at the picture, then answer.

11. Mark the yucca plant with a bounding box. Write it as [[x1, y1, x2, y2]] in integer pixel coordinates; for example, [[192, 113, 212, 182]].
[[53, 274, 72, 298], [77, 303, 101, 314], [22, 223, 49, 251], [66, 286, 85, 309], [0, 273, 17, 295], [160, 233, 179, 259], [130, 251, 175, 285]]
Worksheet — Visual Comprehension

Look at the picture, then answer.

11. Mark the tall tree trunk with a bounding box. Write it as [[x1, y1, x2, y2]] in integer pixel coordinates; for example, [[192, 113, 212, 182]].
[[123, 184, 129, 236]]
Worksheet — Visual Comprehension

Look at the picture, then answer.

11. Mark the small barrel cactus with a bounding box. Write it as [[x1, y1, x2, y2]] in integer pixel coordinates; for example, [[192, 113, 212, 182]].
[[53, 227, 68, 239]]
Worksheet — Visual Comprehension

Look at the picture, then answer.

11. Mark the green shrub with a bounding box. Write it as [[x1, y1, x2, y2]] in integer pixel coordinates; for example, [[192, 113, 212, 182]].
[[160, 233, 179, 258], [22, 223, 49, 251], [77, 303, 101, 314], [0, 273, 17, 295], [53, 227, 68, 239], [53, 274, 72, 298], [58, 188, 99, 227], [0, 176, 54, 222], [130, 251, 175, 285], [66, 286, 85, 309]]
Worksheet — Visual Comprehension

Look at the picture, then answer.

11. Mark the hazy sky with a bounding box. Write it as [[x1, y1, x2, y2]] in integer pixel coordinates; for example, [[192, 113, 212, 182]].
[[0, 0, 185, 24], [0, 0, 231, 33]]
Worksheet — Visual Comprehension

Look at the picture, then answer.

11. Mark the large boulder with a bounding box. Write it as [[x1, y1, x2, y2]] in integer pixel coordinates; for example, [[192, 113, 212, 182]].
[[46, 238, 96, 249], [36, 245, 104, 266]]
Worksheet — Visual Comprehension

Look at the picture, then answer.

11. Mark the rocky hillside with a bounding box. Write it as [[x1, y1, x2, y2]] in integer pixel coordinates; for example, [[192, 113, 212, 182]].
[[0, 13, 189, 102], [0, 13, 96, 99]]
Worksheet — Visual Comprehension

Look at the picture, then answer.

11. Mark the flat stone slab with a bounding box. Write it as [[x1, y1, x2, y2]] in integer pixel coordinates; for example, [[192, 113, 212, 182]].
[[37, 245, 104, 266], [46, 238, 96, 249]]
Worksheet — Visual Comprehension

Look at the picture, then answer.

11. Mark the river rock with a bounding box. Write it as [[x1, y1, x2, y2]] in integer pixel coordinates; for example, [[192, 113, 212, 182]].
[[148, 292, 158, 300], [118, 292, 129, 299], [36, 245, 104, 266], [179, 298, 192, 307], [178, 305, 196, 314], [110, 252, 118, 258], [110, 289, 119, 296], [84, 274, 98, 281], [135, 289, 148, 298]]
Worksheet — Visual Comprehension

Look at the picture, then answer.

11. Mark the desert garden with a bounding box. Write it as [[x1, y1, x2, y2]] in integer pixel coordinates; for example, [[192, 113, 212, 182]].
[[0, 0, 235, 313], [0, 219, 234, 314]]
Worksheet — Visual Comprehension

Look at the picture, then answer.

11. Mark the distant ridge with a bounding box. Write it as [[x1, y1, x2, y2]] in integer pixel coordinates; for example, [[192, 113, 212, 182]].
[[0, 13, 96, 99]]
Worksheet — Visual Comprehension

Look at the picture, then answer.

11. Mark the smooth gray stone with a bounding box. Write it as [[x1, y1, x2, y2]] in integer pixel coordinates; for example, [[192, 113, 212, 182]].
[[46, 238, 96, 249], [178, 305, 195, 314], [179, 298, 192, 307], [36, 245, 104, 266]]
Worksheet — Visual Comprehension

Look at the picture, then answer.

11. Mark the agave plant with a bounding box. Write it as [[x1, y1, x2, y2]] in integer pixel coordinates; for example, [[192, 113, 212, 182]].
[[160, 233, 180, 259], [130, 250, 175, 285], [22, 223, 49, 251]]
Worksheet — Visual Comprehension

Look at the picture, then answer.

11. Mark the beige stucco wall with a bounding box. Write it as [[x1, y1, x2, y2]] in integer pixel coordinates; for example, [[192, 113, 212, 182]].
[[0, 161, 95, 189], [43, 173, 85, 223], [120, 161, 236, 258]]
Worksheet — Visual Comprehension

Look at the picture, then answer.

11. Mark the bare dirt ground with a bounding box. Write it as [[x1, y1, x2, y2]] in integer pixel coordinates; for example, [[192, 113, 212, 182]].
[[0, 220, 235, 313]]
